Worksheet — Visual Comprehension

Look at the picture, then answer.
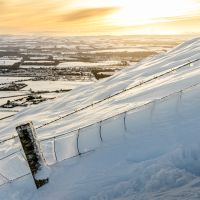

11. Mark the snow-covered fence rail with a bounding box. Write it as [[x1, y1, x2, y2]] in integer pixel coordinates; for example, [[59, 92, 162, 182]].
[[36, 58, 200, 130], [38, 80, 200, 165]]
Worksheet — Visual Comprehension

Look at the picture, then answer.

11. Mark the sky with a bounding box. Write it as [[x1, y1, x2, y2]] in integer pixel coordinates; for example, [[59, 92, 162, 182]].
[[0, 0, 200, 35]]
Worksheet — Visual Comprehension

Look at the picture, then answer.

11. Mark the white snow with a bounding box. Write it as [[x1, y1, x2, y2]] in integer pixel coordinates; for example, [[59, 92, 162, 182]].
[[0, 77, 31, 84], [0, 58, 22, 66], [1, 37, 200, 199], [23, 81, 92, 91], [56, 61, 122, 68]]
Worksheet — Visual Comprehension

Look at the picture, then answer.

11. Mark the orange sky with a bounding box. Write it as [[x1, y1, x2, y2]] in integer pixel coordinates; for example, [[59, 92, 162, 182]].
[[0, 0, 200, 35]]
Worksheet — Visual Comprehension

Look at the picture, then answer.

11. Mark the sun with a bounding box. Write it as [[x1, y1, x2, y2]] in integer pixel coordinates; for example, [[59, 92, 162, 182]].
[[104, 0, 200, 27]]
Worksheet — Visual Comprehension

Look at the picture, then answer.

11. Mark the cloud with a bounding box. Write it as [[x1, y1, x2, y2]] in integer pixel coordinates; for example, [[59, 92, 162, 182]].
[[0, 0, 4, 7], [62, 7, 119, 22], [120, 14, 200, 35]]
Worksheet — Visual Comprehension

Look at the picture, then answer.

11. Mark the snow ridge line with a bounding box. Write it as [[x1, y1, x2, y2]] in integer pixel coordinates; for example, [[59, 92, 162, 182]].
[[35, 58, 200, 130], [39, 80, 200, 142]]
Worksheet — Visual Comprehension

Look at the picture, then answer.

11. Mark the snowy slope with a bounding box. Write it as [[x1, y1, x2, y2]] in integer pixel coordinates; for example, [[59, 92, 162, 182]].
[[1, 37, 200, 199], [1, 37, 200, 140]]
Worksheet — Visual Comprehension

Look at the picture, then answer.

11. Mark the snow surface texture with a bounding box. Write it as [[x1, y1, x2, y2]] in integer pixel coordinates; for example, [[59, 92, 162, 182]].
[[1, 38, 200, 199]]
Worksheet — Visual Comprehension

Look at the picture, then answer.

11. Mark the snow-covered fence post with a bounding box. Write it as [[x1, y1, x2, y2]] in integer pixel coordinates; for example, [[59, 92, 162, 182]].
[[123, 112, 127, 132], [16, 122, 49, 189], [99, 121, 103, 142], [77, 129, 81, 155], [53, 137, 58, 162]]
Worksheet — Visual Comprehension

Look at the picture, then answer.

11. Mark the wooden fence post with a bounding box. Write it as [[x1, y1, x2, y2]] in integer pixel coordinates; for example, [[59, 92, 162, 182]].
[[16, 121, 49, 189]]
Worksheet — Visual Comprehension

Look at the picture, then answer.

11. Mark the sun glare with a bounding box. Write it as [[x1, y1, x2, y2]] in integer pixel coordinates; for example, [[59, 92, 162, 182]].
[[0, 0, 200, 34], [105, 0, 200, 26]]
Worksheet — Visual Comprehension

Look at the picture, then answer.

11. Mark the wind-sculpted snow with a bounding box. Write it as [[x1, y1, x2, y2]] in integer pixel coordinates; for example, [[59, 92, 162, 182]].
[[1, 37, 200, 199], [0, 38, 200, 140]]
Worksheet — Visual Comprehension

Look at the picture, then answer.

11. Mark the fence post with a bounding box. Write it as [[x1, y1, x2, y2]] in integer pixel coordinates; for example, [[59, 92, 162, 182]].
[[16, 121, 49, 189], [53, 138, 58, 162], [77, 129, 81, 155], [124, 112, 127, 132], [99, 121, 103, 142]]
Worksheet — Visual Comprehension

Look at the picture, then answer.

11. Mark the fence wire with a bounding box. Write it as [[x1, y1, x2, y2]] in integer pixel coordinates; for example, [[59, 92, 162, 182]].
[[0, 81, 200, 186], [39, 80, 200, 165], [1, 58, 199, 145], [36, 58, 200, 130], [0, 59, 200, 188], [0, 149, 31, 187]]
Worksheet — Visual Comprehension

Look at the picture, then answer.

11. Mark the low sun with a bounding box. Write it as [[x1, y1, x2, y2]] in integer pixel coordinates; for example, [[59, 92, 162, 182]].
[[105, 0, 199, 27]]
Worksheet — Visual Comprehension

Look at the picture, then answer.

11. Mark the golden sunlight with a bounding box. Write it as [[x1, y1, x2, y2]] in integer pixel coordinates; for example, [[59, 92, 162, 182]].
[[0, 0, 200, 35], [105, 0, 200, 26]]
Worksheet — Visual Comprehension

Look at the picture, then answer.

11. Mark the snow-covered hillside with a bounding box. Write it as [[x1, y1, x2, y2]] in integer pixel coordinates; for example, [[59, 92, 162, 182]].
[[1, 37, 200, 199]]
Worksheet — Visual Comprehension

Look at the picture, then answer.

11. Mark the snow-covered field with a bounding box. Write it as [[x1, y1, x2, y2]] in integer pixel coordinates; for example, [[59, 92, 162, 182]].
[[89, 46, 171, 53], [23, 81, 92, 91], [1, 37, 200, 199], [20, 65, 56, 69], [0, 77, 31, 84], [0, 58, 22, 66], [56, 61, 122, 69], [0, 91, 28, 98]]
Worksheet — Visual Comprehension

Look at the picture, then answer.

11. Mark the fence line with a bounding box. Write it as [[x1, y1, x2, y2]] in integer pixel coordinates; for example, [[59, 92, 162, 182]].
[[53, 138, 58, 162], [38, 80, 200, 166], [1, 77, 200, 147], [0, 149, 21, 160], [0, 59, 200, 187], [0, 150, 31, 187], [35, 58, 200, 130], [99, 121, 103, 142], [124, 112, 127, 132], [0, 173, 31, 187], [0, 135, 18, 145], [1, 58, 200, 145], [0, 114, 16, 121], [40, 82, 194, 163], [39, 80, 200, 142], [0, 110, 19, 113], [0, 77, 200, 188]]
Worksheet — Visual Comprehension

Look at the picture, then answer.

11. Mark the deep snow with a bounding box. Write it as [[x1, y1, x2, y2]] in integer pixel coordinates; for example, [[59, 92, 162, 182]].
[[1, 37, 200, 199]]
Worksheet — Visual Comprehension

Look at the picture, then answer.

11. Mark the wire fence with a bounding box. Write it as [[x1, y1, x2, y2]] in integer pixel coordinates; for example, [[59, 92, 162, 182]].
[[0, 149, 31, 187], [0, 114, 16, 121], [39, 80, 200, 166], [0, 58, 200, 188], [1, 58, 199, 145], [35, 58, 200, 130]]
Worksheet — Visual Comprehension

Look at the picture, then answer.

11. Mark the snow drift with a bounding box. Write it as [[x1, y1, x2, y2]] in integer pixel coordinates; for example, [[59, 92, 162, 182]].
[[1, 37, 200, 199]]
